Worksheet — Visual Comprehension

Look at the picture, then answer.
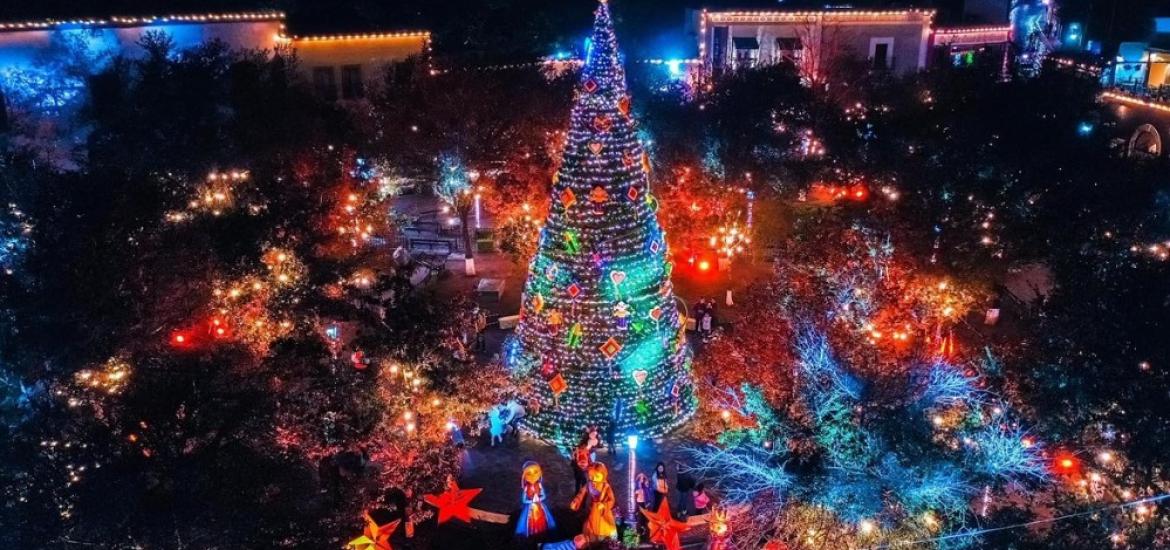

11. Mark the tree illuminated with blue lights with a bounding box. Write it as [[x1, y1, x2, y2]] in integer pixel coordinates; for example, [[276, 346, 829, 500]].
[[686, 327, 1047, 548]]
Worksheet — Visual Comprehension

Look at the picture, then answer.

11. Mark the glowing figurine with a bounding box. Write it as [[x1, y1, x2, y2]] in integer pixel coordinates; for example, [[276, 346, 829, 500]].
[[516, 461, 556, 537], [570, 463, 618, 540]]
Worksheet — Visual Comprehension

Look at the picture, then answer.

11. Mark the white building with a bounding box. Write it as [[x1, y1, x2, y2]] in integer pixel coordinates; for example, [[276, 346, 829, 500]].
[[0, 10, 430, 107], [696, 8, 935, 79]]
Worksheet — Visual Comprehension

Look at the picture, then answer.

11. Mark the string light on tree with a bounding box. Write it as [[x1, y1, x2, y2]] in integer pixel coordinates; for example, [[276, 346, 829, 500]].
[[509, 0, 696, 446]]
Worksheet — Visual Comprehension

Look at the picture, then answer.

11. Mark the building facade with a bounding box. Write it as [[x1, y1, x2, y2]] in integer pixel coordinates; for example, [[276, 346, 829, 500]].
[[931, 25, 1012, 67], [696, 9, 935, 79], [0, 10, 430, 106]]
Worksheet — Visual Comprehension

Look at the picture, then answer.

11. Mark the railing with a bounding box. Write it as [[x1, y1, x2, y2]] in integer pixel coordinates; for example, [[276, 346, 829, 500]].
[[1109, 83, 1170, 103]]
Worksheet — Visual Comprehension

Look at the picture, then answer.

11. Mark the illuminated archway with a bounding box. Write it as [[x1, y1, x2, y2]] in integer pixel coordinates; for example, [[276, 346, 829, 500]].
[[1128, 123, 1163, 158]]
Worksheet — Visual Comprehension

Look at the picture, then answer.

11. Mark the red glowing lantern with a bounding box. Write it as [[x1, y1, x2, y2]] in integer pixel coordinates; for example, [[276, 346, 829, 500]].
[[848, 184, 869, 201], [1052, 452, 1080, 476], [171, 331, 192, 348]]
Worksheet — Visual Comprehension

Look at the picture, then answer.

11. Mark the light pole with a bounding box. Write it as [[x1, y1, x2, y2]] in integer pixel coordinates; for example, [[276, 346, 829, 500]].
[[626, 433, 639, 523]]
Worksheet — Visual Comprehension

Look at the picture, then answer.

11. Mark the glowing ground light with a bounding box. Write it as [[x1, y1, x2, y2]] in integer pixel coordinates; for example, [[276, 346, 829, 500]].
[[699, 260, 711, 271]]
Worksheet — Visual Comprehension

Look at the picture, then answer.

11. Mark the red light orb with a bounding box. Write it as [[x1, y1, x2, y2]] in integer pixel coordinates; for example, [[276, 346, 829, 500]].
[[698, 260, 711, 271]]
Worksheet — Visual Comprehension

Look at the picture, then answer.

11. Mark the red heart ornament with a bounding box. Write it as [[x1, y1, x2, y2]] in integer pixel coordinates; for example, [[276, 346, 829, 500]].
[[593, 115, 612, 133]]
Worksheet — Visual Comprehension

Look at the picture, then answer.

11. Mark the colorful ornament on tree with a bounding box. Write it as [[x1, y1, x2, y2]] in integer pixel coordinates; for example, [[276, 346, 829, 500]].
[[626, 186, 640, 201], [560, 188, 577, 209], [547, 309, 563, 326], [540, 360, 557, 379], [614, 301, 630, 329], [632, 369, 648, 388], [549, 373, 568, 396], [589, 142, 604, 156], [567, 323, 584, 348], [599, 337, 623, 360], [590, 186, 609, 203], [531, 294, 545, 314], [593, 115, 612, 133], [563, 231, 581, 254]]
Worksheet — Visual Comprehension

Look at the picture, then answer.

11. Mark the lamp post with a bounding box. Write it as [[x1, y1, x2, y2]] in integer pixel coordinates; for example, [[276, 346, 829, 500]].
[[626, 433, 639, 523]]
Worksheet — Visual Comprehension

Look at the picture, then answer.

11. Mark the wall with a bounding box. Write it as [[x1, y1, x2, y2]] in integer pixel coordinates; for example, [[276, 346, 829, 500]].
[[710, 17, 929, 76], [291, 34, 429, 83], [0, 20, 283, 72]]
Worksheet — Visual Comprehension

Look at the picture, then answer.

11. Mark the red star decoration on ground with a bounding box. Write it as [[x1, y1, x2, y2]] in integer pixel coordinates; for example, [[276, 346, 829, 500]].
[[641, 499, 688, 550], [423, 480, 482, 524]]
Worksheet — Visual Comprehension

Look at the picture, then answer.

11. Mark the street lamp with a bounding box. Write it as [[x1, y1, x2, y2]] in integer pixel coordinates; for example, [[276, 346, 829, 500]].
[[626, 433, 639, 523]]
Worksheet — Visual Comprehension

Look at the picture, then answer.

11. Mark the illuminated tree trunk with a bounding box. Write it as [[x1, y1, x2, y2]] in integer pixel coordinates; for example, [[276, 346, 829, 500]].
[[509, 0, 695, 446], [460, 205, 475, 276]]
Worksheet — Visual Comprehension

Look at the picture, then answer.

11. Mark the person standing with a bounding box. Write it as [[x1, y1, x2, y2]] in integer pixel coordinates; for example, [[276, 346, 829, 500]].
[[674, 462, 695, 518], [572, 440, 593, 492], [651, 462, 669, 509], [692, 482, 711, 514], [604, 421, 617, 455], [474, 307, 488, 352], [586, 424, 601, 451]]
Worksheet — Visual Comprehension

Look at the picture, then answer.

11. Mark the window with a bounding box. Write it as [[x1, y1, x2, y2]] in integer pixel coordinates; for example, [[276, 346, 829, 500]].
[[711, 26, 729, 75], [313, 67, 337, 101], [732, 36, 760, 69], [775, 37, 803, 64], [869, 38, 894, 70], [341, 65, 364, 99]]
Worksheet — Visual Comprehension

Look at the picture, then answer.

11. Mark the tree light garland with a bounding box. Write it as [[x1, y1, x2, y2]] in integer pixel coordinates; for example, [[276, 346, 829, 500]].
[[509, 0, 695, 446]]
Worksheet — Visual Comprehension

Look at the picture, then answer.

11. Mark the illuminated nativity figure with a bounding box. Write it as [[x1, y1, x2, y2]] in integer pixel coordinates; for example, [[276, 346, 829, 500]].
[[570, 462, 618, 540], [515, 460, 556, 537]]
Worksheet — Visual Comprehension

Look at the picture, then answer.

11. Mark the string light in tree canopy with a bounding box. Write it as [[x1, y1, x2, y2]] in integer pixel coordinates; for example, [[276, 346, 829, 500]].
[[509, 0, 695, 446]]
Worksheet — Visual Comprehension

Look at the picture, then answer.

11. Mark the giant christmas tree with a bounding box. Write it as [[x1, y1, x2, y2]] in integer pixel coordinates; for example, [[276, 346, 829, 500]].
[[510, 0, 695, 446]]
